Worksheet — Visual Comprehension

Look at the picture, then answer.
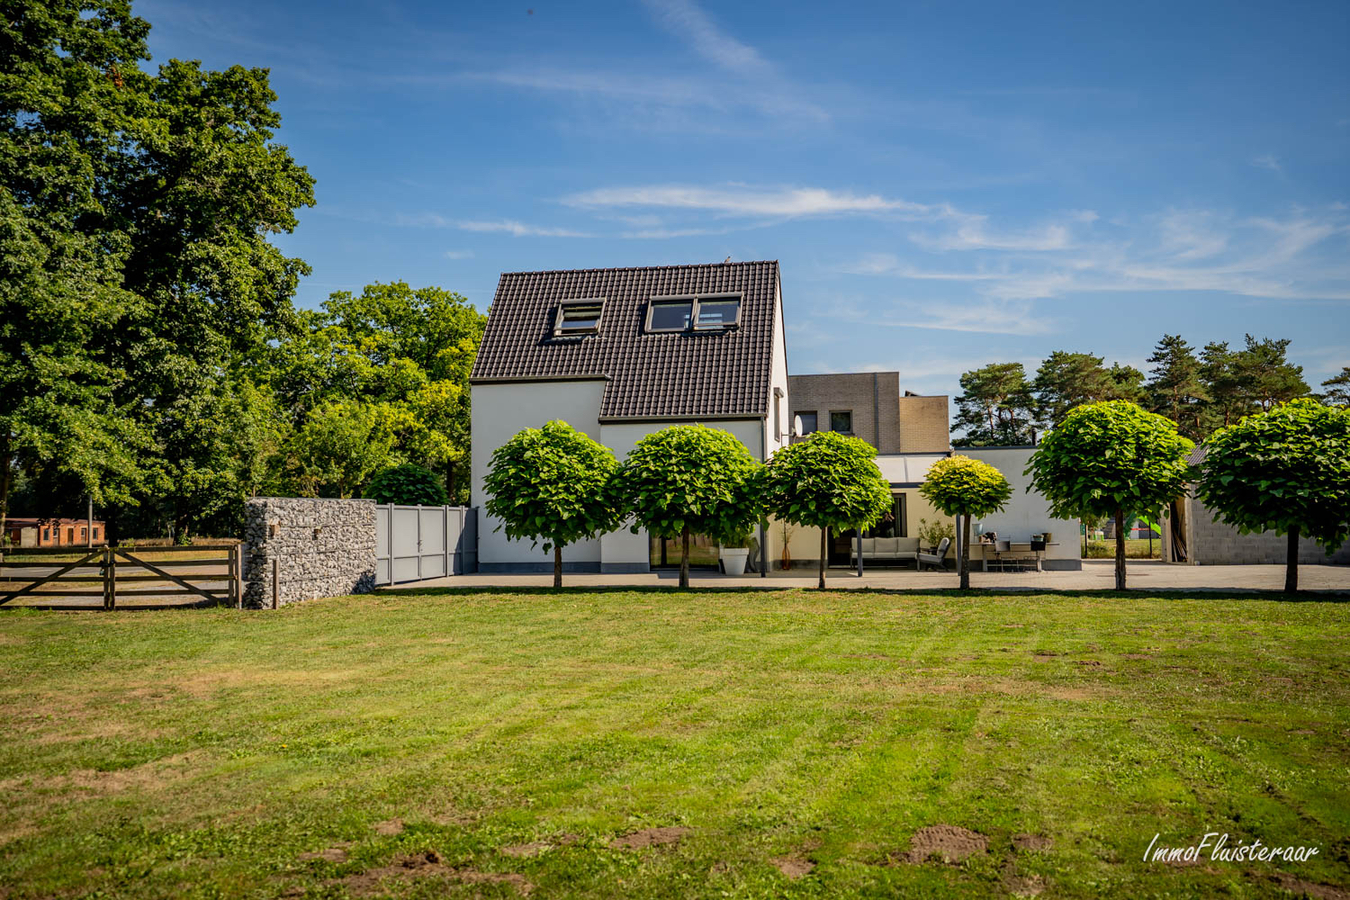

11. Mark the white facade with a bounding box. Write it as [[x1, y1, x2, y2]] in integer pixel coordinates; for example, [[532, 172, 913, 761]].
[[964, 447, 1082, 570], [471, 281, 792, 574]]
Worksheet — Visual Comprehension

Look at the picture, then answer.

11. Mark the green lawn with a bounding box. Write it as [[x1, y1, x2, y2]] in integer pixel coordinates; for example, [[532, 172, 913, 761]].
[[1, 589, 1347, 898]]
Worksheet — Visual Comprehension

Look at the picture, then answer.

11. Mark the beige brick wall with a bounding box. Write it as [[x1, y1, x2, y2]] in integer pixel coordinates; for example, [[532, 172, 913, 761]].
[[897, 396, 950, 453], [788, 373, 949, 453]]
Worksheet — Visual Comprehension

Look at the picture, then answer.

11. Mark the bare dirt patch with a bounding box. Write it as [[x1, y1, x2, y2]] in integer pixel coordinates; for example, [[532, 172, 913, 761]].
[[773, 856, 815, 879], [609, 826, 691, 849], [299, 843, 351, 863], [1004, 872, 1045, 896], [340, 851, 532, 897], [895, 825, 988, 864], [1012, 833, 1053, 852], [373, 818, 403, 836], [1268, 872, 1350, 900]]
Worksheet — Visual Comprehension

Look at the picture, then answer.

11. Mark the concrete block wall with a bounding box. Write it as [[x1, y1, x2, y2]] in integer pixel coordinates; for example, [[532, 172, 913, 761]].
[[243, 498, 377, 607], [1188, 496, 1350, 566]]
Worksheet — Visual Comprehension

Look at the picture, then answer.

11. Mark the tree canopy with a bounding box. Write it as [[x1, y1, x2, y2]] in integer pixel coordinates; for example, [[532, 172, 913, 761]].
[[760, 431, 892, 589], [919, 455, 1012, 589], [611, 425, 761, 588], [952, 363, 1037, 446], [366, 464, 450, 507], [1322, 368, 1350, 408], [1026, 401, 1194, 590], [1145, 334, 1208, 440], [1197, 399, 1350, 593], [484, 421, 621, 587]]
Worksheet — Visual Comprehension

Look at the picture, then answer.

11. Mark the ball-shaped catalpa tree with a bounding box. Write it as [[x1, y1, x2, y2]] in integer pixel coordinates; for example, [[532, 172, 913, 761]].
[[1027, 401, 1194, 591], [760, 431, 892, 590], [611, 425, 762, 589], [919, 455, 1013, 590], [367, 463, 450, 506], [483, 420, 621, 588], [1198, 398, 1350, 593]]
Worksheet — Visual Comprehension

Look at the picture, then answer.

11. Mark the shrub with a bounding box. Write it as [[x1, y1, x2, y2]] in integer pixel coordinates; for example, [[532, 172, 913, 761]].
[[367, 464, 449, 506]]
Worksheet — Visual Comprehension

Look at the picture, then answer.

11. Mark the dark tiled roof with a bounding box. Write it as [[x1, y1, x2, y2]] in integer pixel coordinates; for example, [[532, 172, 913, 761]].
[[471, 261, 780, 420], [1187, 443, 1208, 466]]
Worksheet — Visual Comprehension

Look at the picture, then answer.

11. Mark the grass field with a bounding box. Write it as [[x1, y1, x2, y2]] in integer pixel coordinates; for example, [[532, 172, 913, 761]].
[[1083, 539, 1161, 559], [1, 588, 1347, 898]]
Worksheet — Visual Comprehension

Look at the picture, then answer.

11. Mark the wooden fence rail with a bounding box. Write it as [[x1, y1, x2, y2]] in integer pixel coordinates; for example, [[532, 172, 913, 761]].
[[0, 544, 243, 611]]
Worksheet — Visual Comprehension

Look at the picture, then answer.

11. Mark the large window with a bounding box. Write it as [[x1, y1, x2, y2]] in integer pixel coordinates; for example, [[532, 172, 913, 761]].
[[797, 411, 818, 435], [646, 295, 741, 333], [553, 299, 604, 336], [864, 494, 907, 538], [830, 410, 853, 434]]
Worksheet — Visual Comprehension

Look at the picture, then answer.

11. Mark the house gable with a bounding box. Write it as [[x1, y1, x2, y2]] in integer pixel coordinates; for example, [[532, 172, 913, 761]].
[[470, 261, 779, 421]]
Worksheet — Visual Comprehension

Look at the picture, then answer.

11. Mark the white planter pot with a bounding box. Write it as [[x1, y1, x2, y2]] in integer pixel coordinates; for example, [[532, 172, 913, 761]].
[[720, 547, 749, 576]]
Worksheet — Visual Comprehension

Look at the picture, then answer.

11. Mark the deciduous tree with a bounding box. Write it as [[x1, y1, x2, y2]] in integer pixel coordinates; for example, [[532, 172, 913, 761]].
[[1197, 399, 1350, 593], [367, 464, 449, 507], [760, 431, 892, 590], [1026, 401, 1194, 590], [483, 421, 620, 588], [919, 456, 1013, 589], [612, 426, 761, 589]]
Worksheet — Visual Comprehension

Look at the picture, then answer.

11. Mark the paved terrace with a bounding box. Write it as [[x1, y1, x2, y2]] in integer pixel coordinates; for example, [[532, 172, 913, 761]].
[[395, 559, 1350, 594]]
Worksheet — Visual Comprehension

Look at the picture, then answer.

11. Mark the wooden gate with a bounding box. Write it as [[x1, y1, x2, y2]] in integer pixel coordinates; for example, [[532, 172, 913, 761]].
[[0, 544, 243, 610]]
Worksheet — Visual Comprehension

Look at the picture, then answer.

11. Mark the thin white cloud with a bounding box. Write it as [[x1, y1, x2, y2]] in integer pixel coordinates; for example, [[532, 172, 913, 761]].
[[443, 249, 475, 259], [1251, 154, 1283, 173], [642, 0, 769, 76], [913, 218, 1075, 252], [841, 206, 1349, 304], [565, 184, 935, 219], [456, 219, 593, 238]]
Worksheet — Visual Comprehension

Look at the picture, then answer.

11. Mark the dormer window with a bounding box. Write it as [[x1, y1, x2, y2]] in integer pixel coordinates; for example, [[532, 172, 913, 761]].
[[645, 294, 741, 333], [553, 299, 604, 336]]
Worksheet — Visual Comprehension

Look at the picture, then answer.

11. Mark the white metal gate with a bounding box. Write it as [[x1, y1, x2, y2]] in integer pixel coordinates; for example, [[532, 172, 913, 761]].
[[375, 505, 477, 586]]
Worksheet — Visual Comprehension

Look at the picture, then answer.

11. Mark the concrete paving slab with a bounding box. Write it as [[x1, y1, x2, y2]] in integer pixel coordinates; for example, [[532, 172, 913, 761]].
[[385, 559, 1350, 594]]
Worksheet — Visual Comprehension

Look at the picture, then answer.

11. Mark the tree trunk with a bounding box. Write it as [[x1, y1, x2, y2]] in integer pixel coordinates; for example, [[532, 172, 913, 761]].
[[1285, 526, 1299, 594], [679, 527, 690, 589], [553, 543, 563, 589], [1114, 507, 1127, 591], [960, 514, 971, 590], [818, 525, 828, 590], [0, 433, 11, 540]]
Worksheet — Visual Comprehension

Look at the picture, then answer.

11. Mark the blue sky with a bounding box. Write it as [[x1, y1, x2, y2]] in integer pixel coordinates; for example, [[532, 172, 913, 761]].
[[140, 0, 1349, 398]]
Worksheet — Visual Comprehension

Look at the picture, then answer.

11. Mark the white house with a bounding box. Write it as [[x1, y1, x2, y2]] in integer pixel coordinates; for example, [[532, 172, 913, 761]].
[[469, 261, 791, 573], [469, 260, 1082, 575]]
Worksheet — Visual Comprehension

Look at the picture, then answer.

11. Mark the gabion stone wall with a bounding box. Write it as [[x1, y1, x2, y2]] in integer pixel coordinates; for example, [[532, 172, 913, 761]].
[[243, 498, 377, 608]]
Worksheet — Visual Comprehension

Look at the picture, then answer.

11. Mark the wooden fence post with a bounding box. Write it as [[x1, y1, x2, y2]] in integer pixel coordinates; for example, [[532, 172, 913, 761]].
[[234, 544, 243, 609], [106, 548, 117, 611]]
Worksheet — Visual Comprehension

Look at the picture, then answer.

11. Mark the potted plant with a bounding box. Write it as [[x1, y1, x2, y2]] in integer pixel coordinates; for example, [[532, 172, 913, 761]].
[[719, 527, 753, 576]]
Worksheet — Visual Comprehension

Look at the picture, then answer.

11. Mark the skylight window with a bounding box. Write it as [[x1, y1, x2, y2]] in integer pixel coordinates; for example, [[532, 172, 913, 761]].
[[646, 299, 693, 332], [645, 295, 742, 333], [694, 296, 740, 330], [554, 299, 604, 336]]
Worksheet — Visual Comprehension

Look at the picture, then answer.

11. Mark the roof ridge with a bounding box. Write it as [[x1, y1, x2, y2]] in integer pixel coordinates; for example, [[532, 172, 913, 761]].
[[497, 260, 779, 276]]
